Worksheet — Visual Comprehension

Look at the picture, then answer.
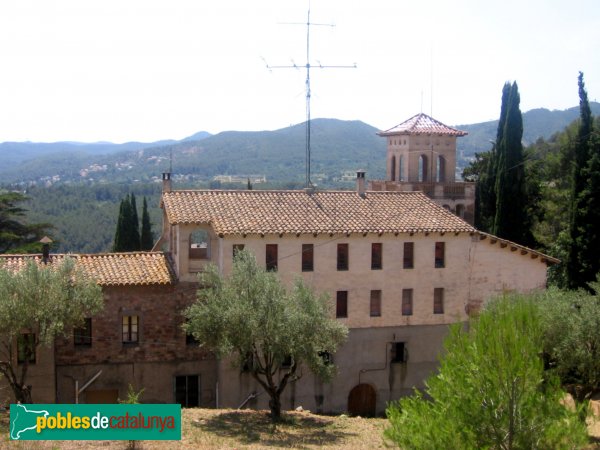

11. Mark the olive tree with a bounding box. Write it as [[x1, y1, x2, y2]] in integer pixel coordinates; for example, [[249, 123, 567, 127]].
[[184, 249, 348, 420], [539, 281, 600, 401], [0, 258, 103, 403]]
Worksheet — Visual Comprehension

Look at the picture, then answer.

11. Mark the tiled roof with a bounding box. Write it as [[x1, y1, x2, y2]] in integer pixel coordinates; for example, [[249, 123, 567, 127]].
[[0, 252, 174, 286], [162, 189, 476, 235], [378, 113, 468, 137], [476, 232, 560, 265]]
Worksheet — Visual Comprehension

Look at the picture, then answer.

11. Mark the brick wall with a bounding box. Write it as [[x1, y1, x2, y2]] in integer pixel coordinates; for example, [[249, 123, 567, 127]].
[[55, 282, 212, 365]]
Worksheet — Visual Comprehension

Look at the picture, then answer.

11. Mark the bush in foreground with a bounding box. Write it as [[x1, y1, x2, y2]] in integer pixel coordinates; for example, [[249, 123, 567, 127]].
[[385, 295, 588, 449]]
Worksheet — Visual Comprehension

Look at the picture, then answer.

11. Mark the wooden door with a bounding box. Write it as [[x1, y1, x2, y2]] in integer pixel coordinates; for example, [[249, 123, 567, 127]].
[[348, 384, 376, 417]]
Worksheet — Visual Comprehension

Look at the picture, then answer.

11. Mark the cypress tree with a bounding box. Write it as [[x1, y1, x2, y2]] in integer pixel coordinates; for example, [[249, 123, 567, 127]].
[[475, 83, 510, 232], [140, 197, 154, 251], [112, 195, 141, 252], [567, 72, 599, 290], [113, 198, 127, 252], [492, 82, 533, 245], [130, 193, 141, 250]]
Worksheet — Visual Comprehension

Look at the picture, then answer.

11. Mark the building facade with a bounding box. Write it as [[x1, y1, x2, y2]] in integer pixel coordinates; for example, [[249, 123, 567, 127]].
[[1, 173, 555, 415], [153, 173, 554, 415]]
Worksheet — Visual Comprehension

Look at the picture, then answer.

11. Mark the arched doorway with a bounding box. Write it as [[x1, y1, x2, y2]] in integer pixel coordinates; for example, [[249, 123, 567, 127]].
[[348, 383, 377, 417]]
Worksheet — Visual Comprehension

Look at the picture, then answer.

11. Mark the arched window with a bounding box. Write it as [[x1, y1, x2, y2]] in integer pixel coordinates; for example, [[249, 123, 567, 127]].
[[437, 156, 446, 182], [189, 229, 210, 260], [399, 155, 404, 182], [390, 155, 396, 181], [418, 155, 429, 182], [455, 204, 465, 218]]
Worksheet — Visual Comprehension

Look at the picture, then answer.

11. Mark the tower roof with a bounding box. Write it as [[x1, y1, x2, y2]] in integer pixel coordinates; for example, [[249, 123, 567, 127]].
[[378, 113, 468, 137]]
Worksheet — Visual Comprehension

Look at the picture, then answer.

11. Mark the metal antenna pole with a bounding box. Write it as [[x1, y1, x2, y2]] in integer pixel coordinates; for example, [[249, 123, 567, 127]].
[[266, 6, 356, 188]]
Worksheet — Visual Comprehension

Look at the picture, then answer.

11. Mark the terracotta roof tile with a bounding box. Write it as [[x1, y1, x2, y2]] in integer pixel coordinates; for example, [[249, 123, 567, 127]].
[[0, 252, 174, 286], [162, 189, 476, 235], [378, 113, 467, 137]]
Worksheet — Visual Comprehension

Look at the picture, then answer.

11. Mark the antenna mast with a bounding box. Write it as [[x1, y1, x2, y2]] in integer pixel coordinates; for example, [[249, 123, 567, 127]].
[[266, 6, 356, 188]]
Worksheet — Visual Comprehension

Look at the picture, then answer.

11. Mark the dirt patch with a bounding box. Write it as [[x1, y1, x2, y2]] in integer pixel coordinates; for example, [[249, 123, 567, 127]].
[[0, 408, 388, 449]]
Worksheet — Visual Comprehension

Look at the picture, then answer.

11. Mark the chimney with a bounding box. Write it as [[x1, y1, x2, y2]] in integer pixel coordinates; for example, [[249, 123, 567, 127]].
[[162, 172, 172, 193], [356, 170, 366, 197], [40, 236, 53, 264]]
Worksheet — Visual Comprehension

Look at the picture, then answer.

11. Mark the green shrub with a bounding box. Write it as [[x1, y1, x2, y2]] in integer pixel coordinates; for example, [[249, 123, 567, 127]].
[[385, 295, 588, 449]]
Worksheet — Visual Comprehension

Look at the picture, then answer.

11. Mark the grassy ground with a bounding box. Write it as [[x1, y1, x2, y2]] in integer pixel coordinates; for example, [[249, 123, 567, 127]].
[[0, 408, 388, 449], [1, 406, 599, 449]]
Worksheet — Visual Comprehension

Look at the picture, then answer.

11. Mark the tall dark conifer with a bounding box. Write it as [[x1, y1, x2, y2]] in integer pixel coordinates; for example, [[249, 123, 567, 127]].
[[140, 197, 154, 251], [492, 82, 532, 245], [113, 194, 140, 252], [113, 198, 127, 252], [567, 72, 599, 290], [130, 193, 141, 250], [475, 83, 510, 232]]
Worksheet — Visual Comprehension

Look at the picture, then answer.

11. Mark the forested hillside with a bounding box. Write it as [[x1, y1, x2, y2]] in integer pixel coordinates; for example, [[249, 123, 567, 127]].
[[456, 102, 600, 168], [21, 184, 163, 253]]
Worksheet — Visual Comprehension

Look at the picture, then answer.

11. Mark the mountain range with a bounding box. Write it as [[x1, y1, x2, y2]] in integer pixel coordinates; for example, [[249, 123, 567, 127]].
[[1, 103, 599, 188]]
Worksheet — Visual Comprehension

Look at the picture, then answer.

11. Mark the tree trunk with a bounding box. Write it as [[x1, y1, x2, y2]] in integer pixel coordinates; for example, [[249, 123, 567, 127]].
[[11, 383, 32, 404], [268, 393, 282, 421]]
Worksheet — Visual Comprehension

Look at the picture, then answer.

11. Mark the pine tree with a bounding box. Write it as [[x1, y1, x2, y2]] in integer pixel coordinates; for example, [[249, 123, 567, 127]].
[[567, 72, 599, 290], [492, 82, 533, 245], [140, 197, 154, 251]]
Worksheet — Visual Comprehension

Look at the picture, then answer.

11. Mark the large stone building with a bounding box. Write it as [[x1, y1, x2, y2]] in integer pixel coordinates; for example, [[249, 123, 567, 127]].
[[370, 113, 476, 224], [0, 172, 556, 415]]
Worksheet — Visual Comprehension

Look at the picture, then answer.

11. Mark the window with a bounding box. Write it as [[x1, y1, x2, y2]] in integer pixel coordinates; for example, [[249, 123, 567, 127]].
[[189, 230, 210, 260], [17, 333, 36, 364], [318, 351, 332, 365], [266, 244, 278, 271], [74, 318, 92, 347], [399, 155, 405, 181], [186, 332, 199, 346], [336, 291, 348, 318], [370, 290, 382, 317], [391, 342, 406, 363], [232, 244, 245, 259], [434, 288, 444, 314], [241, 352, 255, 372], [371, 243, 382, 270], [122, 315, 139, 344], [175, 375, 199, 407], [435, 242, 445, 268], [185, 319, 199, 346], [301, 244, 314, 272], [281, 355, 293, 368], [337, 244, 349, 271], [402, 289, 413, 316], [403, 242, 414, 269]]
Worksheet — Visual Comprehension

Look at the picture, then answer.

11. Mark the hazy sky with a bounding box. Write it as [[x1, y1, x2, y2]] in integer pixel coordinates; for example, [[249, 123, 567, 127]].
[[0, 0, 599, 143]]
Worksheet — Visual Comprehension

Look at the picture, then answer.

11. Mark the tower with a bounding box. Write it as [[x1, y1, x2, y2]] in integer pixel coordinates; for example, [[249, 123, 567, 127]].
[[370, 113, 476, 224]]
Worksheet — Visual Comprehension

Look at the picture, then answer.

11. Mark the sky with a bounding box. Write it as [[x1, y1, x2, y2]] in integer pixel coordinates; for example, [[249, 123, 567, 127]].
[[0, 0, 599, 143]]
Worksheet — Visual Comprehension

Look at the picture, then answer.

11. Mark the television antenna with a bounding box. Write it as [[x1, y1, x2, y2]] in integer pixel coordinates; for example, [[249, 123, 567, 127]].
[[265, 5, 356, 188]]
